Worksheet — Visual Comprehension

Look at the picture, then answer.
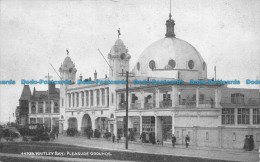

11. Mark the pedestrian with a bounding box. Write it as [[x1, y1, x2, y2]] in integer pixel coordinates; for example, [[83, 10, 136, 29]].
[[172, 134, 176, 148], [243, 135, 249, 151], [55, 131, 59, 139], [112, 134, 115, 143], [248, 135, 255, 151], [185, 135, 190, 148], [117, 134, 120, 143]]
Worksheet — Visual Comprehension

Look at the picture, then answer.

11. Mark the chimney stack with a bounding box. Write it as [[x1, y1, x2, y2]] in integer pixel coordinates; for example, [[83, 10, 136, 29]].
[[94, 70, 97, 80]]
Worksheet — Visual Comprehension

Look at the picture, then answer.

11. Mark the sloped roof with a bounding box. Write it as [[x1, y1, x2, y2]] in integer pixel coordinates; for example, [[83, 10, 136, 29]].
[[20, 85, 31, 100]]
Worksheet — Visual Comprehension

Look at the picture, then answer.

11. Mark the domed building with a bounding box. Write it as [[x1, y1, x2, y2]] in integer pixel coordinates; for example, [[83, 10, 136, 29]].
[[132, 14, 207, 81]]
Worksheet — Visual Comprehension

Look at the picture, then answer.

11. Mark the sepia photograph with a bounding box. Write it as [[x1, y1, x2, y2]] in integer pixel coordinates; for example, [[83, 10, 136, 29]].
[[0, 0, 260, 161]]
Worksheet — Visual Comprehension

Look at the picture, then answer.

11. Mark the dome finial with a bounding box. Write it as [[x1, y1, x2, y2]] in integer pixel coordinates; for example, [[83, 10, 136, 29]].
[[117, 28, 121, 40], [66, 48, 69, 56], [165, 0, 175, 38]]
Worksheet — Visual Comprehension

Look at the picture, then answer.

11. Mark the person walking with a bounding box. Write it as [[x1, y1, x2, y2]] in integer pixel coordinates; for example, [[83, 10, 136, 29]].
[[185, 135, 190, 148], [243, 135, 249, 151], [112, 134, 115, 143], [172, 134, 176, 148]]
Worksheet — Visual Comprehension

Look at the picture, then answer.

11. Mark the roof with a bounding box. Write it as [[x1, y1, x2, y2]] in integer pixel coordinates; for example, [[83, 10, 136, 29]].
[[20, 85, 32, 100]]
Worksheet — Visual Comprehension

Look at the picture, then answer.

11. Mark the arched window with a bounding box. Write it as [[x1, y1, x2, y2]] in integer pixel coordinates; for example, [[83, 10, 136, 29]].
[[203, 62, 206, 70], [188, 60, 194, 69], [137, 62, 140, 71], [149, 60, 156, 70], [168, 59, 176, 69]]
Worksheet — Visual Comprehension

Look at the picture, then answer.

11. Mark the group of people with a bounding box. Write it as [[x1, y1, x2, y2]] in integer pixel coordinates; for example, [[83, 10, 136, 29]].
[[171, 134, 190, 148], [244, 135, 254, 151]]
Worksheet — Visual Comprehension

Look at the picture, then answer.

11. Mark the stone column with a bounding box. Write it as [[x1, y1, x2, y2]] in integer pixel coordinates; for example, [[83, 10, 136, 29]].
[[196, 87, 200, 108], [215, 87, 221, 108], [250, 108, 253, 125], [155, 88, 160, 108], [171, 86, 179, 107], [71, 93, 74, 108], [172, 114, 175, 134], [140, 90, 144, 109], [89, 91, 91, 107], [66, 94, 69, 109], [140, 116, 142, 135], [79, 91, 82, 108], [51, 100, 54, 113], [218, 126, 224, 148]]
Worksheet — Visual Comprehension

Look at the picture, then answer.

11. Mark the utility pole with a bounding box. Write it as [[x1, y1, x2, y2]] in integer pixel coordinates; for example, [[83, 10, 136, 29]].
[[118, 70, 133, 150], [45, 72, 53, 132]]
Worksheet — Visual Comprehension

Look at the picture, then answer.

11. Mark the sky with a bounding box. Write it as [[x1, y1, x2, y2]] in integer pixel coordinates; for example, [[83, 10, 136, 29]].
[[0, 0, 260, 123]]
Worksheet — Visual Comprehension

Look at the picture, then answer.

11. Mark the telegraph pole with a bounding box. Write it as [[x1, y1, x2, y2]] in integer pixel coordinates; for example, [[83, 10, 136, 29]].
[[125, 71, 129, 149], [119, 70, 134, 150]]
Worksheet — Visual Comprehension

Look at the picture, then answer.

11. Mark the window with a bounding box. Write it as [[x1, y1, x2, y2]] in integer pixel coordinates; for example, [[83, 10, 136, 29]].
[[137, 62, 140, 71], [222, 108, 235, 124], [231, 93, 244, 104], [203, 62, 206, 70], [86, 91, 89, 106], [237, 108, 250, 124], [168, 59, 176, 69], [112, 93, 114, 104], [107, 89, 109, 106], [149, 60, 156, 70], [76, 93, 79, 107], [163, 94, 171, 101], [188, 60, 194, 69], [102, 89, 105, 105], [253, 109, 260, 124], [97, 90, 100, 106], [54, 102, 59, 113], [31, 102, 36, 114], [38, 102, 43, 113], [90, 91, 93, 106], [69, 94, 71, 107], [72, 93, 75, 107], [45, 101, 51, 113], [81, 92, 84, 106]]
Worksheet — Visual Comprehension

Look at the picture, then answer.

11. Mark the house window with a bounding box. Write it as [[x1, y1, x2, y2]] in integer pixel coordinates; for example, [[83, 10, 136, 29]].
[[45, 101, 51, 113], [237, 108, 250, 124], [38, 102, 43, 113], [163, 94, 171, 101], [231, 93, 244, 104], [222, 108, 235, 124], [253, 109, 260, 124], [31, 102, 36, 114]]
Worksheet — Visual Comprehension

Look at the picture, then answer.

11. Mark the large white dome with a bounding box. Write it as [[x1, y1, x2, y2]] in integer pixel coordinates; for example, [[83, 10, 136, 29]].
[[133, 37, 207, 80]]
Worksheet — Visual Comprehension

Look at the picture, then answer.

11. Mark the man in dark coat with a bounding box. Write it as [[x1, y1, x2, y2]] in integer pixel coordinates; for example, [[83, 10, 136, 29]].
[[243, 135, 249, 151], [172, 134, 176, 148], [112, 134, 115, 143], [248, 135, 255, 151], [185, 135, 190, 148]]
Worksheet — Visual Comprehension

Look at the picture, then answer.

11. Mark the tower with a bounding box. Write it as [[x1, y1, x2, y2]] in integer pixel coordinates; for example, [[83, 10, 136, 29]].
[[58, 50, 77, 133], [108, 38, 131, 79]]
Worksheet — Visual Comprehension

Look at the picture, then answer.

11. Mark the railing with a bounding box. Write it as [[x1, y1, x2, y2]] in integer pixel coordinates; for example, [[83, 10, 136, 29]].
[[180, 100, 196, 108], [144, 103, 154, 109], [130, 102, 141, 109], [220, 97, 260, 106], [159, 100, 172, 108], [118, 102, 126, 110]]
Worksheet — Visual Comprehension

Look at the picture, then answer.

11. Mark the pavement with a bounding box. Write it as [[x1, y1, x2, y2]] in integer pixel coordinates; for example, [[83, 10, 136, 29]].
[[52, 135, 259, 162]]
